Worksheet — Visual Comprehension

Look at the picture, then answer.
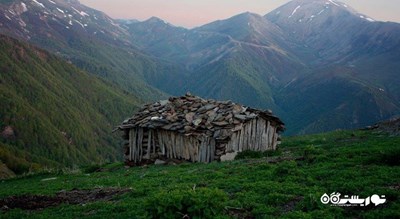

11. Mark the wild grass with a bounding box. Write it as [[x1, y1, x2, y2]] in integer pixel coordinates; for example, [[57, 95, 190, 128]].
[[0, 130, 399, 218]]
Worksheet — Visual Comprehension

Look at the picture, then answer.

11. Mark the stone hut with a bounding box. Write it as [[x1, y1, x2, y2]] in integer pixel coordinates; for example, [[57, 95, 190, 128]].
[[117, 94, 284, 165]]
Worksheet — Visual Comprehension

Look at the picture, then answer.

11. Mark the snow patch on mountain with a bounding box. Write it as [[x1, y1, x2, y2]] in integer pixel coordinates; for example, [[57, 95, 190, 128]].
[[19, 19, 26, 27], [21, 3, 28, 12], [359, 15, 375, 22], [48, 0, 56, 4], [56, 8, 64, 14], [71, 7, 89, 17], [366, 18, 375, 22], [74, 19, 85, 28], [80, 11, 89, 17], [32, 0, 45, 8], [288, 5, 301, 18], [328, 0, 339, 7]]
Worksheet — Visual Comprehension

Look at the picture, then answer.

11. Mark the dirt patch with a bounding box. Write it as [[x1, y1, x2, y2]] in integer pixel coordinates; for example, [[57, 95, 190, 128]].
[[226, 207, 254, 219], [388, 183, 400, 191], [0, 162, 16, 180], [1, 126, 15, 140], [0, 188, 131, 211], [282, 196, 304, 213]]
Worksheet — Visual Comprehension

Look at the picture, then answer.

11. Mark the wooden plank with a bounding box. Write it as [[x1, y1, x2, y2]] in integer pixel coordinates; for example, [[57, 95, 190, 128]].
[[210, 138, 215, 161], [245, 122, 251, 151], [251, 119, 256, 150], [184, 137, 188, 159], [152, 131, 156, 156], [132, 129, 137, 163], [146, 130, 152, 159], [256, 119, 262, 151], [238, 129, 244, 152], [129, 129, 133, 161], [273, 127, 278, 150], [249, 121, 253, 150], [166, 132, 172, 158], [265, 121, 270, 150], [181, 137, 184, 159], [138, 128, 143, 162], [188, 138, 193, 161], [233, 132, 239, 152], [172, 133, 176, 159], [201, 137, 207, 162], [260, 119, 266, 151], [268, 122, 274, 150], [256, 119, 260, 150]]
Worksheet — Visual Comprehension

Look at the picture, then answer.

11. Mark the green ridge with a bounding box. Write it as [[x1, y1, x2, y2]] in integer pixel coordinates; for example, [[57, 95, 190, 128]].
[[0, 35, 141, 173]]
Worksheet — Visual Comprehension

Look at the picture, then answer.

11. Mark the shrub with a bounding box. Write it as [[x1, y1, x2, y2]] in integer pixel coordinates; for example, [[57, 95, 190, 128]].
[[235, 150, 264, 160], [303, 145, 322, 164], [235, 149, 282, 160], [83, 164, 102, 173], [274, 161, 298, 177], [263, 149, 282, 157], [145, 188, 228, 219], [371, 149, 400, 166]]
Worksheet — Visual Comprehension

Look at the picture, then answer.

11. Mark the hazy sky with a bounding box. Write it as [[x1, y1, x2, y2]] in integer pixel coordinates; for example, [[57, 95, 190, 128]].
[[80, 0, 400, 28]]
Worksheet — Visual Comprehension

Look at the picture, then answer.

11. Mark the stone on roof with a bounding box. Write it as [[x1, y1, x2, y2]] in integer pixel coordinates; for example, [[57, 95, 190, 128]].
[[118, 93, 284, 138]]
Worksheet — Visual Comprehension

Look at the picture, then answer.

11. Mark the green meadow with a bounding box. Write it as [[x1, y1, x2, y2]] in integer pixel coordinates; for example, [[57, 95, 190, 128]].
[[1, 129, 399, 218]]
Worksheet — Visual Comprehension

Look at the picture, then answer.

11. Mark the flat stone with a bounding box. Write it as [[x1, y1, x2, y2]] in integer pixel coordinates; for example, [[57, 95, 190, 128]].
[[154, 159, 166, 165], [185, 112, 195, 123], [234, 114, 246, 121], [184, 126, 193, 132], [247, 113, 257, 119], [193, 118, 202, 126], [232, 105, 242, 114], [212, 121, 229, 126]]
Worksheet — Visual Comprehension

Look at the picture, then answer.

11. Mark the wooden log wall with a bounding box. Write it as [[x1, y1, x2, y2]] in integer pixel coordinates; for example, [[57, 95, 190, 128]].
[[127, 128, 217, 163], [226, 118, 278, 153], [126, 117, 280, 164]]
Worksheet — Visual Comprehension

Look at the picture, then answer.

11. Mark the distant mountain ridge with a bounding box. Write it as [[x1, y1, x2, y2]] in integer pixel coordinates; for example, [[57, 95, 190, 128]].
[[123, 0, 400, 134], [0, 0, 187, 101], [266, 0, 400, 133]]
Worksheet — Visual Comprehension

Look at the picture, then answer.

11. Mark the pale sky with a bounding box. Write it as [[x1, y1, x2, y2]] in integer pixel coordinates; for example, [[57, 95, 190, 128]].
[[79, 0, 400, 28]]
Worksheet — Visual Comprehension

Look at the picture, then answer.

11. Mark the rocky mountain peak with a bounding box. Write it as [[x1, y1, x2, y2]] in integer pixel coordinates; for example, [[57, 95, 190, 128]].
[[145, 16, 166, 24], [266, 0, 374, 24]]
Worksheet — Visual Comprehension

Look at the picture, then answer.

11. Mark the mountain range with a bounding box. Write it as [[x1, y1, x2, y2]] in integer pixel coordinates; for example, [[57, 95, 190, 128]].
[[0, 0, 399, 172], [123, 0, 400, 134]]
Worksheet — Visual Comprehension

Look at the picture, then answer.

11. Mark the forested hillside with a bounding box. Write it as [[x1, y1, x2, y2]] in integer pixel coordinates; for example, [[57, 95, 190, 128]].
[[0, 35, 140, 174]]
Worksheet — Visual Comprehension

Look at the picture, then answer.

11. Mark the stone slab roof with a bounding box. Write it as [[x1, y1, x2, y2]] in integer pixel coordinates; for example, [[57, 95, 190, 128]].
[[118, 94, 284, 139]]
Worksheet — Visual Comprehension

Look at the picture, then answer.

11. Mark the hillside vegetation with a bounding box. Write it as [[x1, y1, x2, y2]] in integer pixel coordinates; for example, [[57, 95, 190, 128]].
[[0, 35, 141, 174], [0, 129, 399, 218]]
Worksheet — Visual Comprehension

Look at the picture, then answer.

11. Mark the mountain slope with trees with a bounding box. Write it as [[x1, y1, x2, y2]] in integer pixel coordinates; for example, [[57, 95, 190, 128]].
[[0, 34, 140, 174]]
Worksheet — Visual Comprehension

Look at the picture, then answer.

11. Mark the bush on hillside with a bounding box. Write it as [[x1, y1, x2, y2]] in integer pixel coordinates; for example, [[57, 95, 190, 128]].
[[145, 188, 228, 219]]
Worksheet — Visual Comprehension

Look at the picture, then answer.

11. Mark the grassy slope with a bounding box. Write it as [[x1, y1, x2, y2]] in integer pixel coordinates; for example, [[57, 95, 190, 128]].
[[0, 35, 141, 173], [0, 129, 399, 218]]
